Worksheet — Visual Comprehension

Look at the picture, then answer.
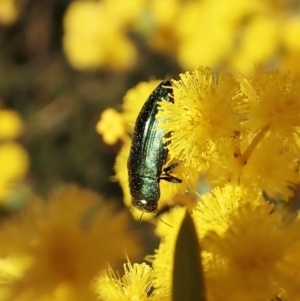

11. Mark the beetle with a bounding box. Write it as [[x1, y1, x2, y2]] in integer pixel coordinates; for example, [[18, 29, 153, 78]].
[[127, 80, 182, 214]]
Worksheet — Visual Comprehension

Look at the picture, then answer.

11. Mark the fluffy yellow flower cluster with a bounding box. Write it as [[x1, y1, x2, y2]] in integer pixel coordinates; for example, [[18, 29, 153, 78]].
[[98, 67, 300, 216], [149, 186, 300, 301], [63, 0, 300, 74], [157, 67, 300, 201], [0, 186, 140, 301], [94, 186, 300, 300], [63, 0, 139, 70], [0, 109, 29, 205], [96, 66, 300, 301]]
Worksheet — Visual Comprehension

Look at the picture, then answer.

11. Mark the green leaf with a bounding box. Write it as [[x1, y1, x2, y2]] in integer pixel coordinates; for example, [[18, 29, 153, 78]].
[[172, 210, 206, 301]]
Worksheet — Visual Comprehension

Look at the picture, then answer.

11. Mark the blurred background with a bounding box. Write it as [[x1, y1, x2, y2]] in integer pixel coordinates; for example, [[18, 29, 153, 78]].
[[1, 0, 300, 213]]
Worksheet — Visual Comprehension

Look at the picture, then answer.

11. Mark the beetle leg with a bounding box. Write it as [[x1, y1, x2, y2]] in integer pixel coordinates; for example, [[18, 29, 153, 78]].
[[160, 161, 182, 183], [163, 161, 181, 173], [160, 175, 182, 183]]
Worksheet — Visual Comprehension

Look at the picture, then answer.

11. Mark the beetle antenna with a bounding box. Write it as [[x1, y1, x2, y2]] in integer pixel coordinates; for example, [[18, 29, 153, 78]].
[[138, 212, 144, 229], [155, 213, 173, 228]]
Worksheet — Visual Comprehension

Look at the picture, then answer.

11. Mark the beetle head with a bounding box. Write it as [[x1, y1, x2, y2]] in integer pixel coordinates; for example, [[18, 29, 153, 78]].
[[131, 198, 158, 213]]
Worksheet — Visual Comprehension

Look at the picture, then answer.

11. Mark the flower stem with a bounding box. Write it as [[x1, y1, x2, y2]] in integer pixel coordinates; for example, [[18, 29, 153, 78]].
[[241, 124, 270, 164]]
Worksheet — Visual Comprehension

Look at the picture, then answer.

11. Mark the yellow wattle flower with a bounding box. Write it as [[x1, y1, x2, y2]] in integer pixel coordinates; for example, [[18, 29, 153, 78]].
[[63, 0, 137, 70], [240, 70, 300, 150], [157, 67, 243, 171], [94, 260, 168, 301], [0, 110, 24, 139], [96, 108, 126, 145], [0, 186, 140, 301]]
